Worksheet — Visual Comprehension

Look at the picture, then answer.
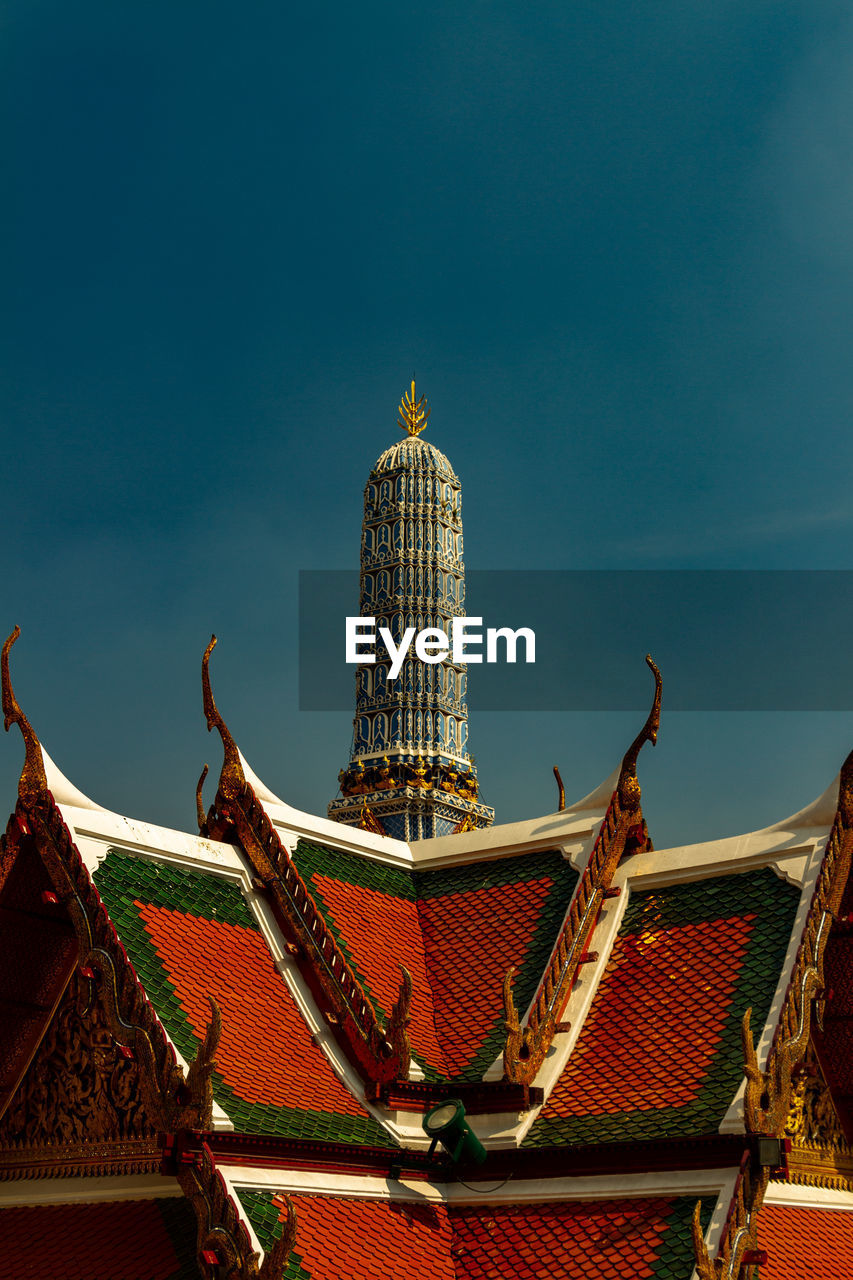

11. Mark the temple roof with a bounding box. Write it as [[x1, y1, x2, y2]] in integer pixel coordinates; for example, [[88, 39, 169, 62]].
[[3, 628, 853, 1279], [236, 1188, 715, 1280], [526, 868, 799, 1146], [758, 1194, 853, 1280]]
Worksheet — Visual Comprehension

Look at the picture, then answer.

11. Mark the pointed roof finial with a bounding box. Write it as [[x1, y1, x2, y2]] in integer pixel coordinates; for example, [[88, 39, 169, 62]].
[[618, 655, 662, 811], [398, 378, 430, 437], [201, 635, 245, 803], [2, 626, 48, 808]]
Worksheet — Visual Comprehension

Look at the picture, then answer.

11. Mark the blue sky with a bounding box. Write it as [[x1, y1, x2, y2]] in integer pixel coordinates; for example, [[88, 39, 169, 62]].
[[2, 0, 852, 846]]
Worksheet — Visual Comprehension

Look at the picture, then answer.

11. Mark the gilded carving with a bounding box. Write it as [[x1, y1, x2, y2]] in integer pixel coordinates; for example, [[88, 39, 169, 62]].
[[202, 635, 247, 810], [503, 658, 660, 1085], [2, 631, 221, 1142], [839, 744, 853, 827], [692, 1161, 770, 1280], [696, 754, 853, 1277], [785, 1044, 847, 1151], [2, 626, 48, 809], [553, 765, 566, 812], [196, 762, 210, 836], [617, 655, 662, 812], [0, 972, 154, 1149], [179, 1144, 296, 1280], [398, 379, 430, 437], [358, 800, 388, 836], [385, 965, 413, 1065], [742, 791, 851, 1140], [777, 1043, 853, 1191]]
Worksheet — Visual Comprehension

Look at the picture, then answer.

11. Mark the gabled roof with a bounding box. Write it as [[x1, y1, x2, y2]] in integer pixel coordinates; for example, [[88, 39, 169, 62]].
[[291, 837, 579, 1080], [92, 847, 390, 1147], [526, 868, 800, 1146], [4, 626, 853, 1280], [237, 1188, 717, 1280]]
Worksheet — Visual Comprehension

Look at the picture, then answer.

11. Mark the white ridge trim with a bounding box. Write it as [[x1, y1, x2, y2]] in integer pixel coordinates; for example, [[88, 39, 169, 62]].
[[765, 1182, 853, 1212]]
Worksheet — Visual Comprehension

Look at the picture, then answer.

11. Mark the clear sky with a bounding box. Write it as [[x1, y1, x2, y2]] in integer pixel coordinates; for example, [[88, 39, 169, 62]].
[[2, 0, 852, 847]]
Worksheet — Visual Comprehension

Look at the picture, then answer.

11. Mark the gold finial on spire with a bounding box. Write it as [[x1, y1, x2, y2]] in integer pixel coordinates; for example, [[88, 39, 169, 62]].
[[398, 378, 430, 437]]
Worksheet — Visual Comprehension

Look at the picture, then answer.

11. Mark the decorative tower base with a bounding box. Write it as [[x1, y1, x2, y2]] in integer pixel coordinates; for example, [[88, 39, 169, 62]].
[[329, 757, 494, 840]]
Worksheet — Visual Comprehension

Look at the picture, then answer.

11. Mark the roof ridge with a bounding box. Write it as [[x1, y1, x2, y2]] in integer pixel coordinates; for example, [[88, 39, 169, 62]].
[[202, 636, 414, 1090], [411, 884, 450, 1079]]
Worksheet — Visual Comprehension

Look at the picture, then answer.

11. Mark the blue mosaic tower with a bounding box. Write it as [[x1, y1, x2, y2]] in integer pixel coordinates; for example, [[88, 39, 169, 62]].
[[328, 382, 494, 840]]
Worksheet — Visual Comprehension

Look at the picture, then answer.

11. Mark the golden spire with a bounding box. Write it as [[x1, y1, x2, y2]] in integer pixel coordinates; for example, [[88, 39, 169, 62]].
[[397, 378, 430, 437]]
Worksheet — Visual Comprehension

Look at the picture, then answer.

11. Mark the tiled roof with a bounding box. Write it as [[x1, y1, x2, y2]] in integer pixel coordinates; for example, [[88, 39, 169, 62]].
[[238, 1190, 715, 1279], [306, 872, 443, 1069], [93, 850, 393, 1147], [241, 1192, 456, 1280], [0, 1197, 200, 1279], [527, 869, 799, 1145], [448, 1196, 713, 1280], [758, 1204, 853, 1279], [292, 841, 578, 1080]]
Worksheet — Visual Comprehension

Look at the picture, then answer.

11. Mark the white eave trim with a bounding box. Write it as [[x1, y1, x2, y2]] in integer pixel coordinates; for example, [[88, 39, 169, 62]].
[[223, 1164, 739, 1208], [0, 1174, 183, 1207], [765, 1182, 853, 1212]]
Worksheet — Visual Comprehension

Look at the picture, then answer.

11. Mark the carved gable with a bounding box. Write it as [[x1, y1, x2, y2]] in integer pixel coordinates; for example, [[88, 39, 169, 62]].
[[0, 972, 156, 1157]]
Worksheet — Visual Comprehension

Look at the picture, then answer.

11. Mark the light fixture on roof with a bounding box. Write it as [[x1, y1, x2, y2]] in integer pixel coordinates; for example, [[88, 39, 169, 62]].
[[422, 1098, 486, 1167]]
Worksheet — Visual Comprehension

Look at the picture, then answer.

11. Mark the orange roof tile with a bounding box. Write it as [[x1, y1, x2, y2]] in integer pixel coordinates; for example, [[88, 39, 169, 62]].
[[307, 871, 559, 1077], [417, 877, 555, 1076], [543, 913, 754, 1120], [759, 1203, 853, 1279], [528, 870, 800, 1146], [273, 1193, 456, 1280], [252, 1192, 704, 1279], [294, 841, 578, 1081], [450, 1197, 681, 1279], [311, 875, 446, 1071], [139, 902, 365, 1116]]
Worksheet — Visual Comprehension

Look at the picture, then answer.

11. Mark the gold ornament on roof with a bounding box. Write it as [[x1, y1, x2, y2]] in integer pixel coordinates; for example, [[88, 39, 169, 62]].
[[398, 379, 430, 437], [2, 625, 48, 809]]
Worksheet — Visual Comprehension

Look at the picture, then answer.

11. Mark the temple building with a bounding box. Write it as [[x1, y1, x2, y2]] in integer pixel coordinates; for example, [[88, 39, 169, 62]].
[[1, 387, 853, 1279]]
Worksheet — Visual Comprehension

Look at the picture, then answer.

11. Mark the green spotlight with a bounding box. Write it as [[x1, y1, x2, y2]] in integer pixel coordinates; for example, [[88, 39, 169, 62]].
[[422, 1098, 486, 1166]]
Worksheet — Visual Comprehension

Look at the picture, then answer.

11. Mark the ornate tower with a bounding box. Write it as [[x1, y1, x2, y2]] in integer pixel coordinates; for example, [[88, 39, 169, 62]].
[[328, 382, 494, 840]]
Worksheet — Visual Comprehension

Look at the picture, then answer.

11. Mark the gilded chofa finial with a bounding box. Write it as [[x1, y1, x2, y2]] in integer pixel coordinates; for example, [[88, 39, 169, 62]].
[[2, 626, 48, 809], [618, 655, 662, 811], [398, 379, 430, 437], [201, 635, 245, 801]]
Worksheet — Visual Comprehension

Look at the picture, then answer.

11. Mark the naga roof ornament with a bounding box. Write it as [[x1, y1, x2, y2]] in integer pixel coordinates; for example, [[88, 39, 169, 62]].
[[2, 625, 48, 809], [617, 653, 662, 812], [504, 655, 661, 1086]]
